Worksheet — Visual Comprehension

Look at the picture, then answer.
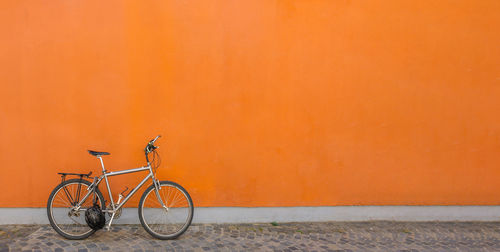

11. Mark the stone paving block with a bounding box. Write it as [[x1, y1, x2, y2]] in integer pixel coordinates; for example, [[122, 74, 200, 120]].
[[1, 222, 500, 251]]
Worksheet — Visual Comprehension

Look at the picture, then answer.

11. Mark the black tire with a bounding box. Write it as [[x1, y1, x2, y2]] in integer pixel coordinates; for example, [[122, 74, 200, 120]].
[[138, 181, 194, 240], [47, 179, 105, 240]]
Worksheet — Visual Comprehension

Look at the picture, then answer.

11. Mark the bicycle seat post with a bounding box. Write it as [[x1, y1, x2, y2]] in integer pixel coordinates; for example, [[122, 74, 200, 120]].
[[97, 156, 106, 173], [96, 155, 116, 212]]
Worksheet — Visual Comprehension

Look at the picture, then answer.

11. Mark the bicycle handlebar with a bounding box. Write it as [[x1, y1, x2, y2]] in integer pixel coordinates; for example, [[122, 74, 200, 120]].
[[150, 135, 161, 144], [145, 135, 161, 164], [145, 135, 161, 157]]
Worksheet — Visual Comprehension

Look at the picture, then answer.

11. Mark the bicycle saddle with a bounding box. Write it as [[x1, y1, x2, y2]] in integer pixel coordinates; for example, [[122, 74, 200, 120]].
[[88, 150, 110, 156]]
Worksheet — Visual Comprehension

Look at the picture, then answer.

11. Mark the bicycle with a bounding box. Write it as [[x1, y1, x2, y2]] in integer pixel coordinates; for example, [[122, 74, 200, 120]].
[[46, 135, 194, 240]]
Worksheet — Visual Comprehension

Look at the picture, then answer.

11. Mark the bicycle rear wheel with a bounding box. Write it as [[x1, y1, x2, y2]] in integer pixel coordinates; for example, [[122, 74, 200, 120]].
[[139, 181, 194, 239], [47, 179, 105, 239]]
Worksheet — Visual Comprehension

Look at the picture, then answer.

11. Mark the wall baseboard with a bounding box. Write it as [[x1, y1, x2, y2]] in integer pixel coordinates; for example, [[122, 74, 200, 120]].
[[2, 206, 499, 224]]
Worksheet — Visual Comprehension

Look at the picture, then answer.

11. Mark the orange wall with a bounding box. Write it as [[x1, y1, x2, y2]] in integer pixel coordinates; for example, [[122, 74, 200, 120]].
[[1, 1, 499, 207]]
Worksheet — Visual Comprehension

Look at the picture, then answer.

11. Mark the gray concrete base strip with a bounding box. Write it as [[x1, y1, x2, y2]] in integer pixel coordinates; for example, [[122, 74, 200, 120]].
[[1, 206, 500, 224]]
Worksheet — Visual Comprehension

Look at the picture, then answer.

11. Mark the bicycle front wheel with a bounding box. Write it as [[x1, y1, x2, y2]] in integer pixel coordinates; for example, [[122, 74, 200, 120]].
[[139, 181, 194, 239], [47, 179, 105, 240]]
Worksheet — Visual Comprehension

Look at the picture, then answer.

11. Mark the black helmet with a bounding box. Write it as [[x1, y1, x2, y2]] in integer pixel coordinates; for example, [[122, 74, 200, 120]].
[[85, 203, 105, 230]]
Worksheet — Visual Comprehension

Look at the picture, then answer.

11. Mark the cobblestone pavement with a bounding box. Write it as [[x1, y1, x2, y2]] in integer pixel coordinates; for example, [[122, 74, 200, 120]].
[[1, 222, 500, 251]]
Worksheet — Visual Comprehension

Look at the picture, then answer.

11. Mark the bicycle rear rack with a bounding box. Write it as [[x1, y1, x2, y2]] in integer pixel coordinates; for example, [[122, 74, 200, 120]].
[[58, 171, 93, 207], [58, 171, 93, 182]]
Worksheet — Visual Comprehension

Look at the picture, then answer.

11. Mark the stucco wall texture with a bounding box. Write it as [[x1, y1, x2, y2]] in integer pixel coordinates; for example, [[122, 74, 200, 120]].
[[1, 1, 499, 207]]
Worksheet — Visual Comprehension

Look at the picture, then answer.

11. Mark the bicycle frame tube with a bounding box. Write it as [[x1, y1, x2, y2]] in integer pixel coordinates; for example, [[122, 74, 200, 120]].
[[114, 172, 152, 210], [104, 166, 151, 210], [76, 164, 157, 213]]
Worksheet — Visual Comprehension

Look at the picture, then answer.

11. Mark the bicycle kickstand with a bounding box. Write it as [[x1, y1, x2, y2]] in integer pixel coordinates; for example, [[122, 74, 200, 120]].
[[105, 191, 125, 231], [105, 212, 116, 231]]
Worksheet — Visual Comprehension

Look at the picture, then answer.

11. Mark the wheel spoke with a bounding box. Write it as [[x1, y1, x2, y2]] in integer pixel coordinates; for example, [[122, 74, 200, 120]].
[[140, 182, 193, 239], [48, 181, 104, 239]]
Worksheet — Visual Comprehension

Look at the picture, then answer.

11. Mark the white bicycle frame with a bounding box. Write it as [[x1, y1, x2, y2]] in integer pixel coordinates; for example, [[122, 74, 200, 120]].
[[74, 155, 167, 230]]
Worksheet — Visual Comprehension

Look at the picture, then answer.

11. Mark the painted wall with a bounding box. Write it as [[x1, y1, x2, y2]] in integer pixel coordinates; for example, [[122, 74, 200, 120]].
[[1, 1, 499, 208]]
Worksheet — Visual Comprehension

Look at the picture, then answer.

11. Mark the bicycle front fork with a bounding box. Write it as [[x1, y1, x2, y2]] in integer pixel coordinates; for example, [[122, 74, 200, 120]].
[[153, 179, 169, 211]]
